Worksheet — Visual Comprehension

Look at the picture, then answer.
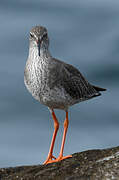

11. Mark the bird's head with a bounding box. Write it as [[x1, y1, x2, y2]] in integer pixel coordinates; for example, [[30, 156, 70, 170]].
[[29, 25, 49, 56]]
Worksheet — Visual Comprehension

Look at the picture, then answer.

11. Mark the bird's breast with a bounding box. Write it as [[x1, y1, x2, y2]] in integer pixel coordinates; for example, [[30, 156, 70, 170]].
[[24, 58, 75, 109]]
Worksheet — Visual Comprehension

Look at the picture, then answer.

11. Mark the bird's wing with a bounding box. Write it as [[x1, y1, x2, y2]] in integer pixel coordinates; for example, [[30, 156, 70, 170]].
[[59, 62, 100, 100]]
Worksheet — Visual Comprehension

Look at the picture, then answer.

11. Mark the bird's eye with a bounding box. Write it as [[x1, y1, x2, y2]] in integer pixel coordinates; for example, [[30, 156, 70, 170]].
[[43, 33, 47, 39], [30, 33, 34, 38], [40, 33, 48, 43]]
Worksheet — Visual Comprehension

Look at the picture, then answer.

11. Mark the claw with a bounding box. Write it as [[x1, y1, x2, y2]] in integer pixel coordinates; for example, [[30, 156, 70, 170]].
[[44, 154, 72, 164], [43, 154, 57, 164]]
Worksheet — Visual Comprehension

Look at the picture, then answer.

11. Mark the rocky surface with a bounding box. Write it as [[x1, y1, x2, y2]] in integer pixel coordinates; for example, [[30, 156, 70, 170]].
[[0, 146, 119, 180]]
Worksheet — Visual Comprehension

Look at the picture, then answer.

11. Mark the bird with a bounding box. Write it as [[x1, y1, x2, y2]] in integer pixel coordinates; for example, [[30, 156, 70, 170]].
[[24, 25, 106, 165]]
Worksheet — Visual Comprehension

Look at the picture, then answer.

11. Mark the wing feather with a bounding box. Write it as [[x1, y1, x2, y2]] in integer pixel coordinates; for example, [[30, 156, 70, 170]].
[[60, 63, 100, 100], [50, 58, 101, 100]]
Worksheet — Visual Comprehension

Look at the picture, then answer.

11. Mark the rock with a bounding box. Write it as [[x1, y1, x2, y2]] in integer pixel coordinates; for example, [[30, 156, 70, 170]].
[[0, 146, 119, 180]]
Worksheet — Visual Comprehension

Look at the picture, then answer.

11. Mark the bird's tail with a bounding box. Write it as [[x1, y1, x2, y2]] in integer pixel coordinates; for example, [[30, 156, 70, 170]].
[[92, 85, 106, 92]]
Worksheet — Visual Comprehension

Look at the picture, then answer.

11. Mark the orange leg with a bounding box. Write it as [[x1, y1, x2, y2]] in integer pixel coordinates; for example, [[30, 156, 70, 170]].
[[57, 111, 72, 160], [45, 111, 72, 164], [43, 109, 59, 164]]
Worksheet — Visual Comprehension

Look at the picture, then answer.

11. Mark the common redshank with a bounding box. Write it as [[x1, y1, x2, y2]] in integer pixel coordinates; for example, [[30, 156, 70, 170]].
[[24, 25, 106, 164]]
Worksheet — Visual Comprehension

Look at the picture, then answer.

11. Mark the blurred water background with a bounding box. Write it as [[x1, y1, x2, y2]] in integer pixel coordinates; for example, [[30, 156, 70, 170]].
[[0, 0, 119, 168]]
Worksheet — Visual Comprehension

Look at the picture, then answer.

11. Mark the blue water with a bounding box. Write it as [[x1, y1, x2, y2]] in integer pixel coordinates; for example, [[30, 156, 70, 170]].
[[0, 0, 119, 168]]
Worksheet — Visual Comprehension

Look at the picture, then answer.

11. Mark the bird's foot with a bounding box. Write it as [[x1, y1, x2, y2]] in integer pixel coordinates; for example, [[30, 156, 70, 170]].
[[43, 154, 57, 164], [44, 154, 72, 165]]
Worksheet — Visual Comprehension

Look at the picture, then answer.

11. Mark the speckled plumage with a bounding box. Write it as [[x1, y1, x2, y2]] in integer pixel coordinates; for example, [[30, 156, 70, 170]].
[[24, 25, 106, 111]]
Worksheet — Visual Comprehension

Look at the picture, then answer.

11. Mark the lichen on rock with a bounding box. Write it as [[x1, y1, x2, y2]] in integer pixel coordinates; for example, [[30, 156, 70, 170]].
[[0, 146, 119, 180]]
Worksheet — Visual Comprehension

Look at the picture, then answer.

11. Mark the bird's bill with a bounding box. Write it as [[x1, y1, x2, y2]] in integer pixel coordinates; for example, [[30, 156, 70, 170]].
[[37, 40, 41, 56]]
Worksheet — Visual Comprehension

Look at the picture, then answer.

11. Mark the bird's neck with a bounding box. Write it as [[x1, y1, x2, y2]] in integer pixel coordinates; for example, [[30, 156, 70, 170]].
[[29, 42, 51, 60], [40, 46, 51, 59]]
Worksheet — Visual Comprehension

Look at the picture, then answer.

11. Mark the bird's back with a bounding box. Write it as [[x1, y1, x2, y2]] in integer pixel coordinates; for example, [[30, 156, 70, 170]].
[[48, 58, 105, 103]]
